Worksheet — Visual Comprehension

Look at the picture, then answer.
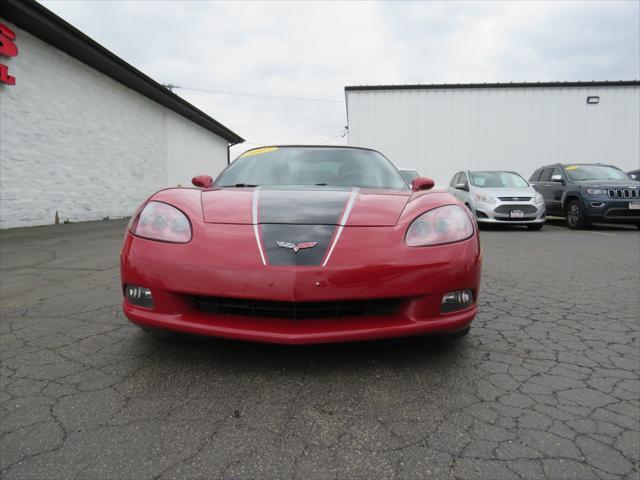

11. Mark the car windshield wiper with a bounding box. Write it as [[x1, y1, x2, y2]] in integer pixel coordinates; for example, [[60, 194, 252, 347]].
[[231, 183, 259, 187]]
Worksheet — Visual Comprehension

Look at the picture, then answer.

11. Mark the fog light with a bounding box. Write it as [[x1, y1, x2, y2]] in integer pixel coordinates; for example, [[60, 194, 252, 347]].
[[126, 285, 154, 308], [441, 289, 473, 313]]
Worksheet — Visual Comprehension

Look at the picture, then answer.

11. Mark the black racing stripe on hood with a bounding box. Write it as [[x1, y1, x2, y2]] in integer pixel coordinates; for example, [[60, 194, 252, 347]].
[[261, 224, 335, 266], [258, 188, 350, 224]]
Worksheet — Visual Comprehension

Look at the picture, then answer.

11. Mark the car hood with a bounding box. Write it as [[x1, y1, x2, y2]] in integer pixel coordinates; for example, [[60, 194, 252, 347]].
[[470, 187, 538, 198], [573, 179, 640, 188], [201, 186, 412, 226]]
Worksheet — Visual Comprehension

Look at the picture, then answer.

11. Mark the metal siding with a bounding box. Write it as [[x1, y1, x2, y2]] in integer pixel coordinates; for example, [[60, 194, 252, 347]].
[[347, 87, 640, 187]]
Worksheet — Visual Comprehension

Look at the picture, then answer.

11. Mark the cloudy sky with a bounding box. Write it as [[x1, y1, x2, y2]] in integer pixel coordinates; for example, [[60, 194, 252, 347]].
[[42, 0, 639, 157]]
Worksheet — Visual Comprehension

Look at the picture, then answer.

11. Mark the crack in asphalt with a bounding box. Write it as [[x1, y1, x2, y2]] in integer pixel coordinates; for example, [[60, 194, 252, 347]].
[[0, 220, 638, 479]]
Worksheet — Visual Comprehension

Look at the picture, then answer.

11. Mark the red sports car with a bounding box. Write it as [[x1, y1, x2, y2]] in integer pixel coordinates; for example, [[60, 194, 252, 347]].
[[120, 146, 481, 344]]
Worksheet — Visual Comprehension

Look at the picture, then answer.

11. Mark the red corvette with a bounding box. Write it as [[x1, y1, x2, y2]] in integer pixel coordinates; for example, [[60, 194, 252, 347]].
[[120, 146, 481, 344]]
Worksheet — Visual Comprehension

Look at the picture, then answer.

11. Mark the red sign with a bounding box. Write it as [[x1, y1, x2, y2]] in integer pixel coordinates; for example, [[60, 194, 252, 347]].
[[0, 23, 18, 85]]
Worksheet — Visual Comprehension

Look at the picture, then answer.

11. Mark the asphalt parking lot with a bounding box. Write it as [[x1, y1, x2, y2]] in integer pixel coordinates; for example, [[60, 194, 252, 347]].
[[1, 219, 638, 480]]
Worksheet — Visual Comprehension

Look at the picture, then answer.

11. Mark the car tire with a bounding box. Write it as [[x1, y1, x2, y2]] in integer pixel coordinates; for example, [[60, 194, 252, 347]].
[[527, 223, 544, 231], [565, 200, 590, 229]]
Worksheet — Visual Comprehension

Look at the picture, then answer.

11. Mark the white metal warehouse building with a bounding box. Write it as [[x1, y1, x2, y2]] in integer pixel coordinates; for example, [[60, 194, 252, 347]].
[[345, 82, 640, 187], [0, 0, 243, 229]]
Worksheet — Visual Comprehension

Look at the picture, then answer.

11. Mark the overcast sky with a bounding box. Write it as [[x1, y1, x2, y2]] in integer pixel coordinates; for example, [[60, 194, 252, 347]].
[[42, 0, 640, 157]]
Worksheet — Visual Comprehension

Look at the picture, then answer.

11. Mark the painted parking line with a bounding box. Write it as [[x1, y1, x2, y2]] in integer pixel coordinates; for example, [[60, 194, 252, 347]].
[[582, 230, 616, 237]]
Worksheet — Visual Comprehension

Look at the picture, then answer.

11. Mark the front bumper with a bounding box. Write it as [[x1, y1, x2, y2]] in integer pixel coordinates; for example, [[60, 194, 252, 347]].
[[120, 226, 482, 344], [474, 201, 545, 224], [584, 197, 640, 224]]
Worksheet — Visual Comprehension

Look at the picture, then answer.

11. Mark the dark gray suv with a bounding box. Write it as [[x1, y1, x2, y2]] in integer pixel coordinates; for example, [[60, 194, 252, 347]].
[[529, 163, 640, 229]]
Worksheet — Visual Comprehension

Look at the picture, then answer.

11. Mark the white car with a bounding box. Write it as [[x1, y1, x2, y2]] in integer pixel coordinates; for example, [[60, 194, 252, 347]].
[[447, 170, 546, 230]]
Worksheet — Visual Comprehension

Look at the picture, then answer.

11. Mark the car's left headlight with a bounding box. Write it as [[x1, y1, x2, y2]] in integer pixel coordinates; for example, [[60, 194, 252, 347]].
[[585, 188, 608, 195], [474, 193, 496, 204], [131, 201, 192, 243], [406, 205, 474, 247], [534, 193, 544, 204]]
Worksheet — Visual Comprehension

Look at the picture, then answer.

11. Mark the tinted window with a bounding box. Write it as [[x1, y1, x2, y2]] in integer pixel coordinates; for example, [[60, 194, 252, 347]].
[[539, 169, 553, 182], [551, 167, 563, 179], [216, 147, 408, 190], [450, 172, 461, 187], [529, 169, 541, 182], [459, 172, 469, 186], [563, 165, 630, 181], [469, 171, 529, 188]]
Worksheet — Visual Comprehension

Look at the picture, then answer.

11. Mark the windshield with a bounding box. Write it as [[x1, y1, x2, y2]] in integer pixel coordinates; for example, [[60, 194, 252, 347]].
[[216, 147, 408, 189], [564, 165, 630, 181], [469, 171, 529, 188]]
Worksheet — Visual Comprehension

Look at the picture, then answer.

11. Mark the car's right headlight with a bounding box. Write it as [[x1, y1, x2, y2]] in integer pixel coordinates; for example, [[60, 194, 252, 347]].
[[474, 192, 496, 204], [131, 201, 192, 243], [405, 205, 474, 247], [585, 188, 608, 195]]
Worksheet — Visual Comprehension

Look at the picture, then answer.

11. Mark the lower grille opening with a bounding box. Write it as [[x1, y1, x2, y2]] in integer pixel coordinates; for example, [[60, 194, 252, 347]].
[[605, 209, 640, 218], [194, 296, 401, 320], [494, 204, 537, 214]]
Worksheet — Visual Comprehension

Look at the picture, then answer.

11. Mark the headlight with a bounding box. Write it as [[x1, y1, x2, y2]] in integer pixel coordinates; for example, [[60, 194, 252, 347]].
[[473, 192, 496, 204], [131, 201, 192, 243], [534, 193, 544, 204], [585, 188, 608, 195], [405, 205, 474, 247]]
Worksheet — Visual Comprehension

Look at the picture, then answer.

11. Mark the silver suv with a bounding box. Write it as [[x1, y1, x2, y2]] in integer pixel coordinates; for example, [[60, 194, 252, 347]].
[[447, 170, 546, 230]]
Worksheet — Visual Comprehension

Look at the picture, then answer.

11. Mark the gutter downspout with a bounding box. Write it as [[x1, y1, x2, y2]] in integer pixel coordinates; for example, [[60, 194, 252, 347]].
[[227, 139, 244, 165]]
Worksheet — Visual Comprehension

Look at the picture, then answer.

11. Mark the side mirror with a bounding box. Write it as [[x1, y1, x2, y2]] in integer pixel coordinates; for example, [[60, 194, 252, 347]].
[[192, 175, 213, 188], [455, 183, 469, 191], [411, 177, 435, 191], [550, 174, 564, 183]]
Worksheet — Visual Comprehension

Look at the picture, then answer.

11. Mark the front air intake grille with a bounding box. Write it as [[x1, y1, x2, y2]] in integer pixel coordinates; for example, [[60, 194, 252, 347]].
[[194, 296, 401, 320], [498, 197, 532, 201], [605, 209, 640, 218], [494, 204, 537, 214], [607, 188, 639, 199]]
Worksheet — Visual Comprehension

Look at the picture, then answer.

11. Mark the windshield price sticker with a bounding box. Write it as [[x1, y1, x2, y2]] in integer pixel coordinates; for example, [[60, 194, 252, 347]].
[[240, 147, 279, 158]]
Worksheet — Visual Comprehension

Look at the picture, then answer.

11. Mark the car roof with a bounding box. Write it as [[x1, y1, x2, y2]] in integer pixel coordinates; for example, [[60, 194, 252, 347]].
[[537, 163, 619, 169], [239, 145, 383, 155], [467, 170, 520, 174]]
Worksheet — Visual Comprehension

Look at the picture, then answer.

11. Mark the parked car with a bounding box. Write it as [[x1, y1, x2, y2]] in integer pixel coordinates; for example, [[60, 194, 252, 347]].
[[628, 169, 639, 180], [447, 170, 545, 230], [121, 146, 481, 344], [399, 169, 420, 183], [529, 163, 640, 229]]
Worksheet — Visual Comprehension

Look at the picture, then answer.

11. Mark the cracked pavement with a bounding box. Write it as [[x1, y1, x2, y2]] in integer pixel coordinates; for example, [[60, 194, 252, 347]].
[[1, 219, 638, 479]]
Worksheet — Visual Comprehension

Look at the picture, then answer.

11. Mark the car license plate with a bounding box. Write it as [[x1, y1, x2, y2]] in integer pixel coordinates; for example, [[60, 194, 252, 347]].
[[629, 202, 640, 210], [510, 210, 525, 218]]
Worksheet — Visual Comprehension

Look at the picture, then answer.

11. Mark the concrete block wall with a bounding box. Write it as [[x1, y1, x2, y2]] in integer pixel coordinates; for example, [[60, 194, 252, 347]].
[[0, 21, 230, 228]]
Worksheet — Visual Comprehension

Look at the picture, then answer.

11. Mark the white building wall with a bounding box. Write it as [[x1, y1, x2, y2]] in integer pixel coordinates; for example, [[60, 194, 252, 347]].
[[346, 86, 640, 188], [0, 21, 230, 228], [166, 111, 228, 187]]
